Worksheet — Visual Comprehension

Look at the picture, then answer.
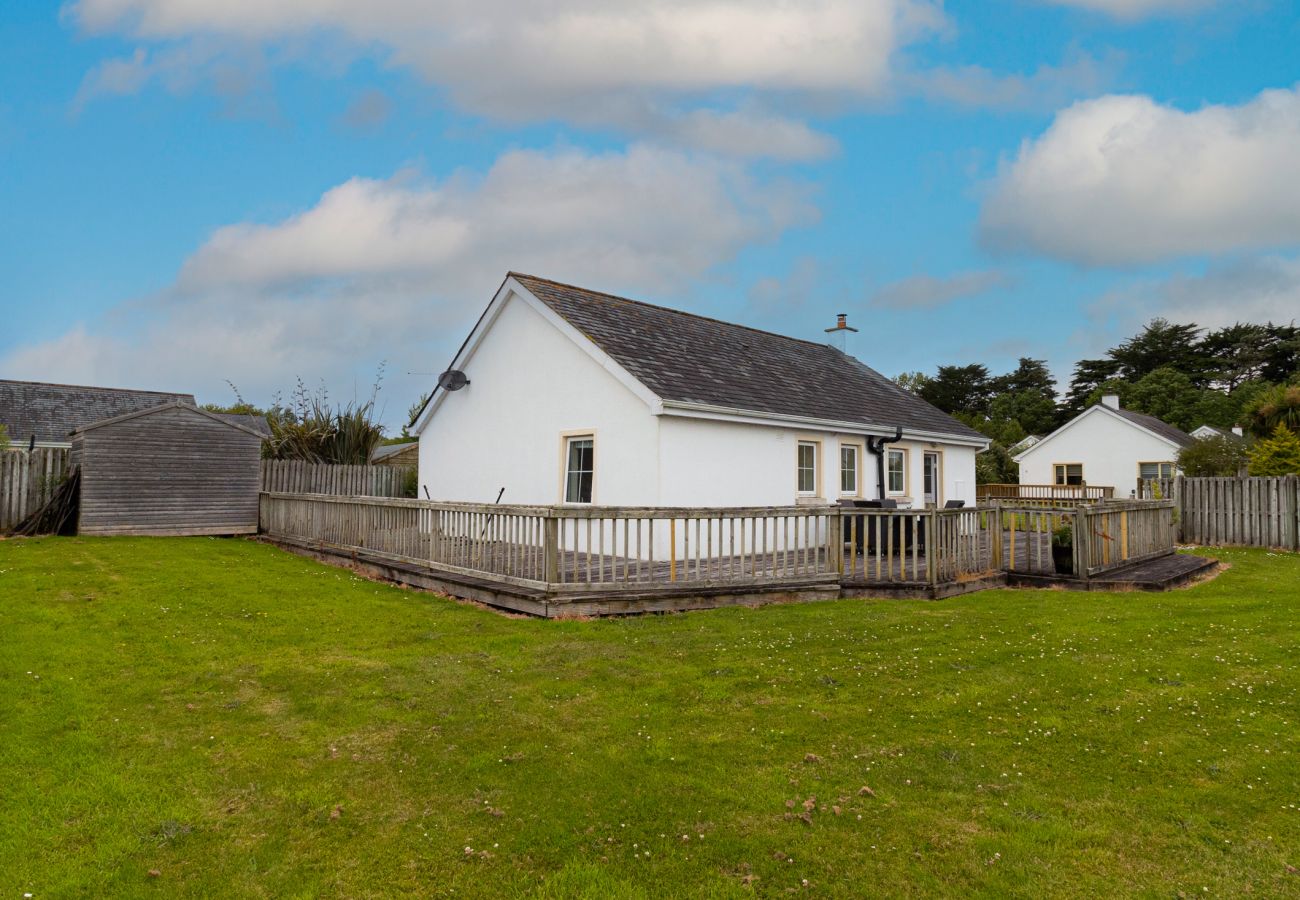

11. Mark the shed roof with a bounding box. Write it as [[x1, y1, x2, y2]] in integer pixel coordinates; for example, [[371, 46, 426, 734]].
[[0, 379, 196, 444], [72, 401, 269, 440], [372, 441, 417, 462], [509, 274, 985, 442]]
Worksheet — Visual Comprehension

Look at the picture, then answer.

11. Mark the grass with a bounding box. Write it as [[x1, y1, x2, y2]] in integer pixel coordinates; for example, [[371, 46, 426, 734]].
[[1, 538, 1298, 898]]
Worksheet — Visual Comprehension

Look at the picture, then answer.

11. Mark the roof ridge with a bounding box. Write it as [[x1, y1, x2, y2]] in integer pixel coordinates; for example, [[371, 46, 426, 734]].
[[509, 272, 835, 351], [0, 378, 193, 397]]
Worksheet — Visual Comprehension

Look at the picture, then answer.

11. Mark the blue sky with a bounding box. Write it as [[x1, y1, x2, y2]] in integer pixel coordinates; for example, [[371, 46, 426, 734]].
[[2, 0, 1299, 428]]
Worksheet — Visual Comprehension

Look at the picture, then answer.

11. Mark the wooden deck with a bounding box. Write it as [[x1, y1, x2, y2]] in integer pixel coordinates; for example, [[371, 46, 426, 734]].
[[258, 493, 1209, 617]]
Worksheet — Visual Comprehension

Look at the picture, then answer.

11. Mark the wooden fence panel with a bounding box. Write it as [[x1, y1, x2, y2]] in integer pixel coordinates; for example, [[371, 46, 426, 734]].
[[259, 460, 413, 498], [0, 448, 71, 532], [1139, 475, 1300, 550]]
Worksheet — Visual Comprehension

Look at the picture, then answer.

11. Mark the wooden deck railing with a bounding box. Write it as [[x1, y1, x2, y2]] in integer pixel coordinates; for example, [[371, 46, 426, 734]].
[[1074, 500, 1177, 577], [259, 493, 1005, 595], [978, 483, 1115, 502]]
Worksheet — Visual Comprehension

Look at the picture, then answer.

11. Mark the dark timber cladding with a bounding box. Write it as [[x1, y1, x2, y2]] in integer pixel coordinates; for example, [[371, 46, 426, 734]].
[[72, 402, 264, 536]]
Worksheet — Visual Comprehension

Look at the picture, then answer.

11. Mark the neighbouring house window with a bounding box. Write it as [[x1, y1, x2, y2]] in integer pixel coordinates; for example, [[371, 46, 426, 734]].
[[887, 448, 906, 495], [1054, 463, 1084, 486], [1139, 461, 1175, 480], [840, 444, 858, 495], [564, 436, 594, 503], [797, 441, 818, 495]]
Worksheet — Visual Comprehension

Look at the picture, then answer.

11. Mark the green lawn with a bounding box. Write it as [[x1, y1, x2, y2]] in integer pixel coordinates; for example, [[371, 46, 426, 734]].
[[2, 539, 1298, 898]]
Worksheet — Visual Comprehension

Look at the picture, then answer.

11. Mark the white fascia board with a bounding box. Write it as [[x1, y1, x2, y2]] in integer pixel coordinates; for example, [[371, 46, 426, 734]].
[[412, 275, 663, 436], [660, 400, 990, 449]]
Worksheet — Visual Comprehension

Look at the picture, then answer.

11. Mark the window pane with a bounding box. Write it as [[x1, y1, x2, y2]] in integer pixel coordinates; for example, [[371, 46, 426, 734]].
[[887, 450, 904, 493], [565, 438, 594, 503], [840, 446, 856, 493], [798, 442, 816, 493]]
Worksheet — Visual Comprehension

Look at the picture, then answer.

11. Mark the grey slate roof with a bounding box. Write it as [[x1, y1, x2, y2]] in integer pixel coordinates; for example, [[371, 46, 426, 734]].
[[512, 274, 985, 441], [372, 441, 417, 462], [0, 379, 196, 444], [1111, 407, 1196, 448], [213, 413, 272, 438]]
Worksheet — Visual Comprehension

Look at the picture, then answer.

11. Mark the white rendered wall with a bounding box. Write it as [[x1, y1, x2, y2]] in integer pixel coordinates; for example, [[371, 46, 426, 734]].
[[417, 292, 660, 506], [1017, 408, 1178, 496]]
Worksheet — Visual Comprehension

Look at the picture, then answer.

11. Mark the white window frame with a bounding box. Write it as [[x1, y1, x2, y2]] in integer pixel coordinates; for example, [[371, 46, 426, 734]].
[[839, 443, 861, 497], [886, 447, 908, 496], [562, 433, 595, 504], [796, 440, 820, 496]]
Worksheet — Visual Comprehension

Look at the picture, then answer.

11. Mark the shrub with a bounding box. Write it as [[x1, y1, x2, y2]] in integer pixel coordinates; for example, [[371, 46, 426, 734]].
[[1177, 435, 1250, 477], [1244, 383, 1300, 438], [1051, 523, 1073, 549], [1248, 424, 1300, 476]]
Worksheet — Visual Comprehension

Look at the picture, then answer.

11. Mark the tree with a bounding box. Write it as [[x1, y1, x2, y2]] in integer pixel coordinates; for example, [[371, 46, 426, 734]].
[[975, 443, 1018, 484], [1177, 435, 1249, 477], [1248, 424, 1300, 476], [919, 364, 993, 415], [1123, 367, 1205, 432], [893, 371, 931, 395], [1201, 323, 1270, 391], [1062, 358, 1120, 418], [1109, 318, 1208, 385], [400, 392, 432, 439], [1243, 383, 1300, 438]]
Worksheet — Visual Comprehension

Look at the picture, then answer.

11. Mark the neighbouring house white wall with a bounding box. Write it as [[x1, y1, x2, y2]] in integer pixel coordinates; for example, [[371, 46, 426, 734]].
[[1017, 407, 1178, 495], [418, 292, 660, 506]]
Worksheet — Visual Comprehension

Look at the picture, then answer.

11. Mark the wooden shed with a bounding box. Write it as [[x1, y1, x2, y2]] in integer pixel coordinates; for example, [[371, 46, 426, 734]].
[[70, 402, 265, 536]]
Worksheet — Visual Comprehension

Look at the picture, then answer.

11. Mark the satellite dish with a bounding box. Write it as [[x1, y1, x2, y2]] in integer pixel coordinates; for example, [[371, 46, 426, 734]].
[[437, 369, 470, 392]]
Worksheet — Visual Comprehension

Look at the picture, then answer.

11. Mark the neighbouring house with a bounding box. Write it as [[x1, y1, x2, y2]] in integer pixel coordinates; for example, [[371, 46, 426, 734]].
[[1014, 393, 1195, 493], [1007, 435, 1042, 455], [412, 273, 988, 509], [1190, 424, 1246, 441], [372, 441, 418, 467], [71, 402, 265, 536], [0, 379, 196, 450]]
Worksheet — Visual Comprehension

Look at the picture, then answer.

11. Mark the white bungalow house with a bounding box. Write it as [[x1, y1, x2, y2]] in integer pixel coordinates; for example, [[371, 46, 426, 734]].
[[412, 273, 988, 510], [1014, 394, 1195, 494]]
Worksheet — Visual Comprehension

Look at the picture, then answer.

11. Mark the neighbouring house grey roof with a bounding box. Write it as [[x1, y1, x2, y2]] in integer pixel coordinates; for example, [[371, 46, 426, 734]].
[[372, 441, 417, 462], [1110, 407, 1196, 449], [511, 274, 986, 442], [213, 413, 272, 438], [0, 379, 196, 445]]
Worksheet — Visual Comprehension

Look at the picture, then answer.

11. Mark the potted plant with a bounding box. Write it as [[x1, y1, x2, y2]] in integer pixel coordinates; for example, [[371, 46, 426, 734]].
[[1051, 522, 1074, 575]]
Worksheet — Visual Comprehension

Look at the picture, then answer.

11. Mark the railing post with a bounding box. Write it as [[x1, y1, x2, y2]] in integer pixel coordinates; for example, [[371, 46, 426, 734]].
[[926, 507, 938, 586], [543, 514, 560, 585], [1073, 508, 1090, 582], [989, 502, 1004, 571], [828, 508, 843, 579]]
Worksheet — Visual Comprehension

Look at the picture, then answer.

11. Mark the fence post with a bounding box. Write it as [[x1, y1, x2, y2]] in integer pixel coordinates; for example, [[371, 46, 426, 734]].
[[1284, 473, 1294, 551], [926, 508, 938, 587], [543, 515, 560, 585], [1073, 508, 1089, 583], [1173, 475, 1185, 543]]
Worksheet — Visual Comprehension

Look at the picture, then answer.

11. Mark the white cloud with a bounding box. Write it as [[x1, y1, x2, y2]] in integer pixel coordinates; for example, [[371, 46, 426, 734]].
[[1090, 255, 1300, 333], [1040, 0, 1217, 20], [909, 50, 1123, 113], [980, 86, 1300, 266], [67, 0, 940, 156], [0, 145, 815, 422], [869, 269, 1012, 309]]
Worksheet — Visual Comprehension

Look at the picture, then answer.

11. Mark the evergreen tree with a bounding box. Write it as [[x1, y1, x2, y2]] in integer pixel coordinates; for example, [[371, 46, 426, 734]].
[[1062, 358, 1120, 418], [919, 364, 993, 414], [1109, 318, 1208, 385], [1248, 424, 1300, 476]]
